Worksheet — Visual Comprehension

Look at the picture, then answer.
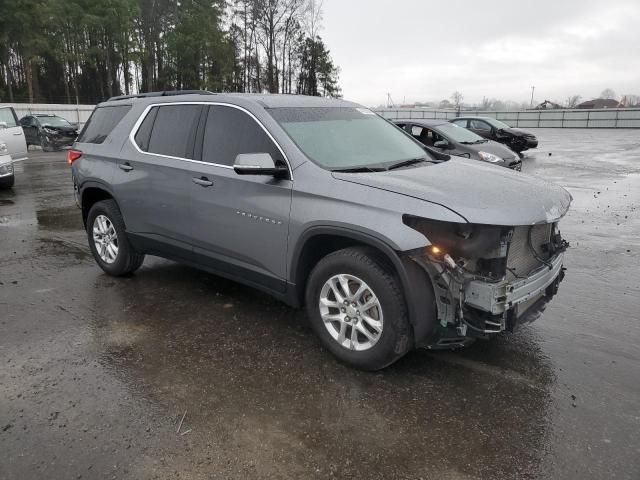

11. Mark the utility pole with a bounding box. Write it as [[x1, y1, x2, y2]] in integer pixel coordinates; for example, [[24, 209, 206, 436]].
[[530, 86, 535, 108]]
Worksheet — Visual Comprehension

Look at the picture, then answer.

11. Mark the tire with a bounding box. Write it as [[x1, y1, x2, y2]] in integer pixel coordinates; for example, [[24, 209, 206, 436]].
[[86, 199, 145, 276], [510, 137, 526, 153], [0, 174, 14, 189], [305, 247, 412, 370], [40, 135, 53, 152]]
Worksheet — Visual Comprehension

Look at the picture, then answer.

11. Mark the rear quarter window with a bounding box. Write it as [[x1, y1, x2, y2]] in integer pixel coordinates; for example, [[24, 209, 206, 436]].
[[78, 105, 132, 144]]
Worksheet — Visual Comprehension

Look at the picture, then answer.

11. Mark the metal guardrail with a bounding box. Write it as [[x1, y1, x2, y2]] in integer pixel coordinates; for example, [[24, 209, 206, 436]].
[[374, 107, 640, 128]]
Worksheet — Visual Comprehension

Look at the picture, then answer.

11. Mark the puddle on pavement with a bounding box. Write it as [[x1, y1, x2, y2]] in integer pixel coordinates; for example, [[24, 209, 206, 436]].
[[37, 206, 83, 231], [35, 237, 92, 263]]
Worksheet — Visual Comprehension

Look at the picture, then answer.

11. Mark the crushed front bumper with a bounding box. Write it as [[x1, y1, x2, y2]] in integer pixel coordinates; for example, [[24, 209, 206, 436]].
[[414, 250, 565, 344], [465, 252, 564, 315]]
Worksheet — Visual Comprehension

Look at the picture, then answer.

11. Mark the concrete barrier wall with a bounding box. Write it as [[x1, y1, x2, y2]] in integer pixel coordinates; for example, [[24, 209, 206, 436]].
[[375, 107, 640, 128], [4, 103, 640, 129]]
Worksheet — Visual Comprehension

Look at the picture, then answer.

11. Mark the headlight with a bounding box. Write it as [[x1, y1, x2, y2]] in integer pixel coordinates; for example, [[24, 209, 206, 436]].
[[478, 151, 502, 163], [43, 127, 57, 135], [0, 163, 12, 175], [0, 143, 7, 154]]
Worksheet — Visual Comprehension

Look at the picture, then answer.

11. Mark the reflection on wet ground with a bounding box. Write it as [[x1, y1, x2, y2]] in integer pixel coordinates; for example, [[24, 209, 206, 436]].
[[1, 136, 639, 479]]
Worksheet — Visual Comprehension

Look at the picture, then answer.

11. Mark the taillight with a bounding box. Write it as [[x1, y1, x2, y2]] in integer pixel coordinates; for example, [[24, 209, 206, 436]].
[[67, 149, 82, 166]]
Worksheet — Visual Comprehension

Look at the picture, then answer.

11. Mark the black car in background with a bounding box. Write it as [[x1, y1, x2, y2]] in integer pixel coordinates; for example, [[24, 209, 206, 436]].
[[394, 119, 522, 170], [20, 114, 79, 151], [450, 116, 538, 154]]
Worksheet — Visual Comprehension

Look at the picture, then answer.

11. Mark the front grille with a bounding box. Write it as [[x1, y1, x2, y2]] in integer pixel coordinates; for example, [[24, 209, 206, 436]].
[[507, 224, 552, 277]]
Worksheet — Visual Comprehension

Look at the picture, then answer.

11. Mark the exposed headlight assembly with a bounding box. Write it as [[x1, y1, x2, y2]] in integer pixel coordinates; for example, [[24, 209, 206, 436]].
[[0, 163, 13, 175], [43, 127, 58, 135], [478, 151, 502, 163], [0, 142, 8, 154]]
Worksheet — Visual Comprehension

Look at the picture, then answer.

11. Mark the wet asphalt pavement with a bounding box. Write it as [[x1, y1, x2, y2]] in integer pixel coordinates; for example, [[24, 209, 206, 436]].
[[1, 129, 639, 480]]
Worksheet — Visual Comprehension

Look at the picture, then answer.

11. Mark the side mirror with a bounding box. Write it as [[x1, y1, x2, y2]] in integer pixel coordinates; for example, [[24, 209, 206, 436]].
[[233, 153, 288, 178], [434, 140, 450, 149], [0, 122, 7, 129]]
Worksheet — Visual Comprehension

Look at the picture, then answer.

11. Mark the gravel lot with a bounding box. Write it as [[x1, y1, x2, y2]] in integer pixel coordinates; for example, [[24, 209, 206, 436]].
[[1, 129, 639, 480]]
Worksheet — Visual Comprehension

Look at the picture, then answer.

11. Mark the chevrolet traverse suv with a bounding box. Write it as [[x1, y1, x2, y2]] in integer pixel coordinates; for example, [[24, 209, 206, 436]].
[[70, 91, 570, 370]]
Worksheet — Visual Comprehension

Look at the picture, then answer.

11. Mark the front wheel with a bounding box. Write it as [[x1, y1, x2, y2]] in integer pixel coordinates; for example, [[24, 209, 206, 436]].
[[510, 137, 527, 153], [40, 135, 53, 152], [305, 247, 412, 370], [86, 199, 145, 276]]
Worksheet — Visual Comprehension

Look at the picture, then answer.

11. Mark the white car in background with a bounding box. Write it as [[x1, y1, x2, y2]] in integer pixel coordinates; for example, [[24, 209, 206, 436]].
[[0, 105, 28, 161], [0, 142, 14, 188]]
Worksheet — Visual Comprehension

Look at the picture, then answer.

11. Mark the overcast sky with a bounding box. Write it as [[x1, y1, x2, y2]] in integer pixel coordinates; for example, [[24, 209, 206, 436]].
[[320, 0, 640, 107]]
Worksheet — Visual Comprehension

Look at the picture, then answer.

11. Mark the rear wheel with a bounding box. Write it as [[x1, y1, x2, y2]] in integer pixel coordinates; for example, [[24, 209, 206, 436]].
[[86, 199, 145, 276], [305, 247, 412, 370]]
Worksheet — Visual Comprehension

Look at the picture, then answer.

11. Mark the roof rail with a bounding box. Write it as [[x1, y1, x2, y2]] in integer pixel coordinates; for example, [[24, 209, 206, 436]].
[[107, 90, 215, 102]]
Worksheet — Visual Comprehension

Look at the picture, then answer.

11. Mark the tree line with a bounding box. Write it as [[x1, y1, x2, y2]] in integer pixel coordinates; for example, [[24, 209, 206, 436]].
[[0, 0, 341, 104]]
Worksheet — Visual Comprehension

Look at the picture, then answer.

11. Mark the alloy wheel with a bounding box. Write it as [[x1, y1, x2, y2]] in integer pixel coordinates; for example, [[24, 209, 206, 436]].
[[319, 274, 383, 351], [92, 214, 119, 264]]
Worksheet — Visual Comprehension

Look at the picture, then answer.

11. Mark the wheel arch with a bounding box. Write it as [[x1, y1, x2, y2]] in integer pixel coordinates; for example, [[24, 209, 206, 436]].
[[80, 182, 117, 228], [290, 226, 438, 347]]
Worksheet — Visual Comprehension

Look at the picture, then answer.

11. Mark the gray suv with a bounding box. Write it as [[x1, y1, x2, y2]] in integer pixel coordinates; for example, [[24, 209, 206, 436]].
[[70, 91, 571, 370]]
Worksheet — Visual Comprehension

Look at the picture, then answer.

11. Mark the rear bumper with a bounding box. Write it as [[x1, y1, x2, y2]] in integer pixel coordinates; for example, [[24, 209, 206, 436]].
[[525, 138, 538, 148]]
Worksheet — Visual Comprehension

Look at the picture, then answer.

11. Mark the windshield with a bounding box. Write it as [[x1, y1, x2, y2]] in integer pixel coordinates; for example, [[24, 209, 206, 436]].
[[484, 118, 511, 129], [435, 123, 485, 143], [38, 116, 71, 127], [268, 107, 429, 170]]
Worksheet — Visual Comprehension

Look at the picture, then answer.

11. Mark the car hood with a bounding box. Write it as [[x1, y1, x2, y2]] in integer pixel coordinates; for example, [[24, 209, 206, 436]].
[[332, 158, 572, 226], [464, 140, 517, 159], [502, 127, 533, 137]]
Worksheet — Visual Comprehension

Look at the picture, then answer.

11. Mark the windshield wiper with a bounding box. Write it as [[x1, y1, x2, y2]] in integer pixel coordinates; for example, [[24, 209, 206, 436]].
[[332, 166, 386, 173], [386, 157, 428, 170]]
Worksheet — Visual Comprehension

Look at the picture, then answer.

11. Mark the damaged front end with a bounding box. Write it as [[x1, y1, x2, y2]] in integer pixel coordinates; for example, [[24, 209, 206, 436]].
[[404, 216, 569, 348]]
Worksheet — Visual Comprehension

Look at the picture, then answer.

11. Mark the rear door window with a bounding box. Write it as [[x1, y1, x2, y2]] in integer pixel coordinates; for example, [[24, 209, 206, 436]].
[[78, 105, 132, 144], [451, 119, 468, 128], [146, 104, 202, 159], [201, 105, 282, 166]]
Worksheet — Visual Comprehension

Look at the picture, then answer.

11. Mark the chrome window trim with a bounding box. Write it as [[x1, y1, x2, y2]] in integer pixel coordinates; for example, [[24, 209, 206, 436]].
[[128, 101, 293, 178]]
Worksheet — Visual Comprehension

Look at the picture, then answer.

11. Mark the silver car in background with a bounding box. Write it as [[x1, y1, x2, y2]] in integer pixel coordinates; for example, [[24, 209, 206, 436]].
[[0, 142, 14, 188], [0, 106, 28, 162]]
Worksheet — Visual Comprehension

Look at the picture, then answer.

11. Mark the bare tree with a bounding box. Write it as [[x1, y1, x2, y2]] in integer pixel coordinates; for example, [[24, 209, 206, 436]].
[[304, 0, 324, 38], [450, 91, 463, 109], [621, 94, 640, 107], [565, 95, 582, 108], [600, 88, 617, 100]]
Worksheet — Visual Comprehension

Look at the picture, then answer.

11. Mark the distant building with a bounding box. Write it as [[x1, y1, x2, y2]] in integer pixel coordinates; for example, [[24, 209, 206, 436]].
[[577, 98, 622, 109], [534, 100, 563, 110]]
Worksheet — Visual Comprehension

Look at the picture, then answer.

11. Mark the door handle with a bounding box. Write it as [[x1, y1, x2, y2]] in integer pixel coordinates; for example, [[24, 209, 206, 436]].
[[13, 132, 23, 136], [192, 176, 213, 187], [119, 163, 134, 172]]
